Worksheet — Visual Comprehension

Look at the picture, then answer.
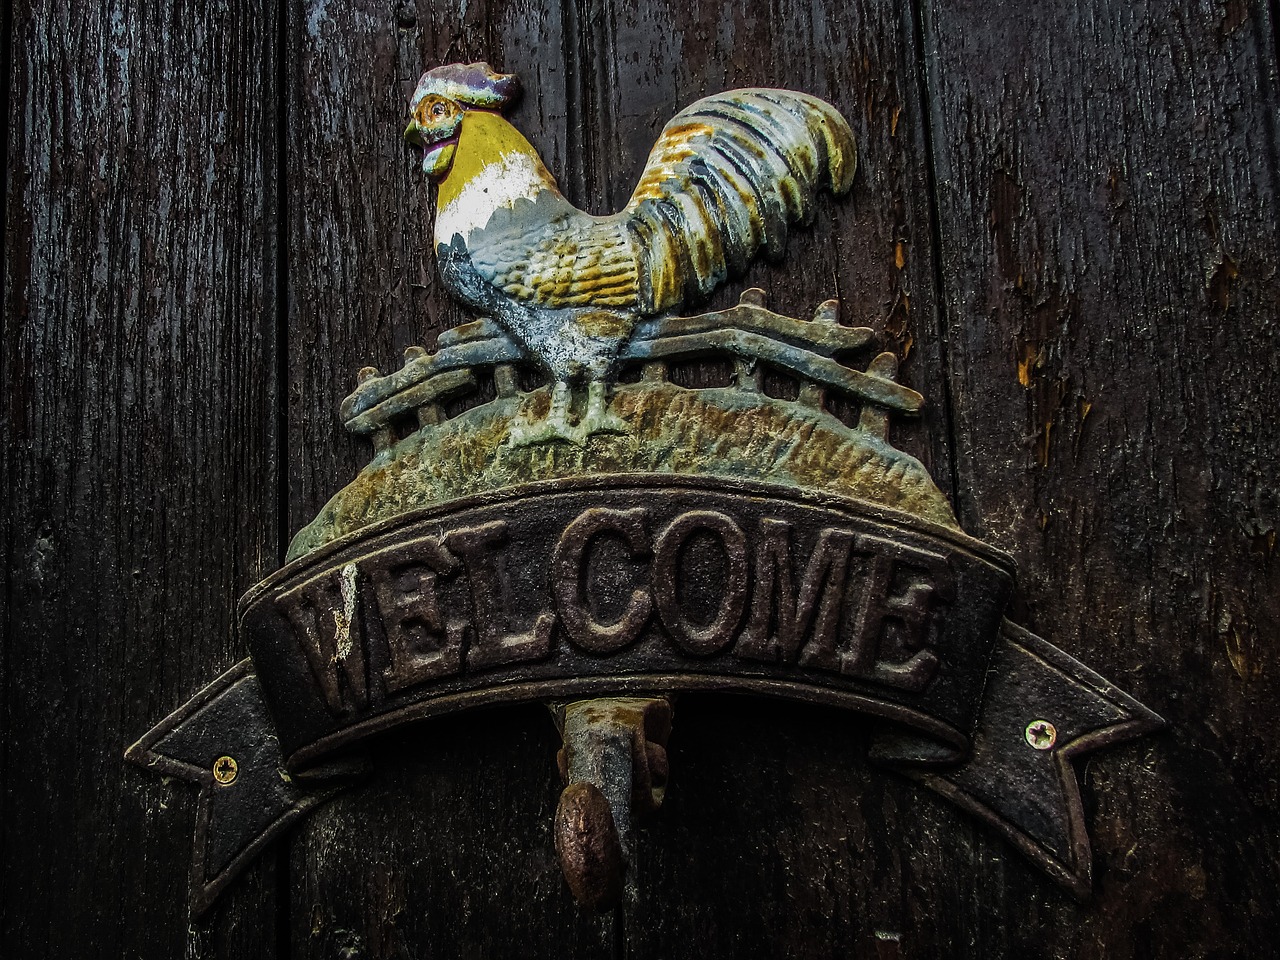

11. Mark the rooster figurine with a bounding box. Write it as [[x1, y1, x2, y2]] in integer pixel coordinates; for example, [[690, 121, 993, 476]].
[[405, 62, 856, 444]]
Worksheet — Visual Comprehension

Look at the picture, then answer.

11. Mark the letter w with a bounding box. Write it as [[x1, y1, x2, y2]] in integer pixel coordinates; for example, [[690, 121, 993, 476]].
[[278, 562, 369, 716]]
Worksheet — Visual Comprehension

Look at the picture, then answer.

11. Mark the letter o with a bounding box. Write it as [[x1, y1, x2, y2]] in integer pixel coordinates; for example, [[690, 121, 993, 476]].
[[653, 510, 749, 656]]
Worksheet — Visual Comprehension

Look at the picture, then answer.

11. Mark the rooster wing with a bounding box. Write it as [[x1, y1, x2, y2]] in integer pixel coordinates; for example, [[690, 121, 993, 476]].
[[463, 196, 642, 310]]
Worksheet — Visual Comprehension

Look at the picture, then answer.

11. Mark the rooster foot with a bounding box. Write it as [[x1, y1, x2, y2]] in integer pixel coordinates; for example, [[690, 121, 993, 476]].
[[572, 381, 629, 441], [508, 382, 581, 448], [509, 418, 581, 447]]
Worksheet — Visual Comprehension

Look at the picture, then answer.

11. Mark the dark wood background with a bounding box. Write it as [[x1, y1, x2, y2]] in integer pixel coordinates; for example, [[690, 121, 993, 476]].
[[4, 0, 1278, 956]]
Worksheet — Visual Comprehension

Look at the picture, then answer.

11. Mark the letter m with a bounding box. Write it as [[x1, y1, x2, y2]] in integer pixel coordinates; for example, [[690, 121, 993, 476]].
[[738, 520, 855, 664]]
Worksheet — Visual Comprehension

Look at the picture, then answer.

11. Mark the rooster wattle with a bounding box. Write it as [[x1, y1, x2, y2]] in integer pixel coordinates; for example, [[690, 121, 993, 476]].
[[405, 61, 856, 444]]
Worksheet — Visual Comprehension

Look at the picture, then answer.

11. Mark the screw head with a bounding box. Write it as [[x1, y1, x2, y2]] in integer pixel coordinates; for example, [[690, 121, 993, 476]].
[[1024, 720, 1058, 751], [212, 756, 239, 785]]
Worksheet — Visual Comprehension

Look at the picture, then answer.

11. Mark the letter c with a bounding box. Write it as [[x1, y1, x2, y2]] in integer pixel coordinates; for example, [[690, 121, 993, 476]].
[[552, 507, 653, 653]]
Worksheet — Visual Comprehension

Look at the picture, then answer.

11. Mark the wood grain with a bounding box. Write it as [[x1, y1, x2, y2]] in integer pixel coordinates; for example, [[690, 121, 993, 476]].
[[565, 0, 955, 484], [4, 0, 1279, 956], [915, 0, 1280, 955], [283, 2, 614, 955], [285, 0, 579, 534], [2, 0, 282, 957], [555, 1, 990, 953]]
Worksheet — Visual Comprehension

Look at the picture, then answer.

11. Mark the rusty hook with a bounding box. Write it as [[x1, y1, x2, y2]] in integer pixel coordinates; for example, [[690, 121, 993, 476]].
[[551, 698, 672, 910]]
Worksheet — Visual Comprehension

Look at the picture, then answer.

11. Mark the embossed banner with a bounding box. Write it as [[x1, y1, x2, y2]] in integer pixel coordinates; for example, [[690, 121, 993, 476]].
[[242, 475, 1013, 768]]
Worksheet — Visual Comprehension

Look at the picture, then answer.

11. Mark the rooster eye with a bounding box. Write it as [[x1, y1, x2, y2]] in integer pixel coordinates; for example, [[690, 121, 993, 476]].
[[432, 103, 447, 118]]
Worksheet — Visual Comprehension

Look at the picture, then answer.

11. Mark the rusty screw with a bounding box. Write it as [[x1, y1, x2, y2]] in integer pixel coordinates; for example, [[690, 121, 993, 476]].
[[1024, 720, 1057, 751], [212, 756, 239, 786]]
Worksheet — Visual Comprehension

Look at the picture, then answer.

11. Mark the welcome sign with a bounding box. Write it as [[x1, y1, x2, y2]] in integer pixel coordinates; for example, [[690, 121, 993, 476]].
[[243, 477, 1011, 765], [129, 64, 1162, 914]]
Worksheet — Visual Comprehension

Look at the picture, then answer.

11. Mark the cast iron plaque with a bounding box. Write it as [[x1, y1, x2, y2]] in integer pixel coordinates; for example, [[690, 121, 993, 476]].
[[129, 62, 1162, 914]]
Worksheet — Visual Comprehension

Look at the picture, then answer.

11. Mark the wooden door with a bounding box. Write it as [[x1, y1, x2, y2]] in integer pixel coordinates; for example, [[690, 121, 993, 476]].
[[5, 1, 1278, 956]]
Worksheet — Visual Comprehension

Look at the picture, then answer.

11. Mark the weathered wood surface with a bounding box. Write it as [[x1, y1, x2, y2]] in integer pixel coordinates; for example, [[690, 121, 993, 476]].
[[4, 0, 1279, 957], [2, 1, 284, 957], [282, 1, 615, 955], [915, 1, 1280, 956]]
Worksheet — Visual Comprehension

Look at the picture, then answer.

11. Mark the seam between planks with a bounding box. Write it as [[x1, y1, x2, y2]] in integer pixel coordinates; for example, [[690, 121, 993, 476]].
[[1265, 0, 1280, 168], [274, 0, 291, 571], [905, 0, 964, 514], [272, 0, 292, 955], [0, 0, 16, 933]]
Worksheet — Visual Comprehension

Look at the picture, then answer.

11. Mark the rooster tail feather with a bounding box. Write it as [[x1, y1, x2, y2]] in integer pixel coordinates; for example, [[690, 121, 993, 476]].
[[625, 89, 856, 313]]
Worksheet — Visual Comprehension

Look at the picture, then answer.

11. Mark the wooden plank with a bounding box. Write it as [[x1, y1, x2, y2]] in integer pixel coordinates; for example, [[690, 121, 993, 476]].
[[1, 0, 283, 957], [206, 0, 1280, 956], [291, 707, 615, 957], [914, 0, 1280, 954], [283, 2, 613, 954], [569, 0, 955, 483], [285, 0, 581, 533], [561, 0, 971, 953]]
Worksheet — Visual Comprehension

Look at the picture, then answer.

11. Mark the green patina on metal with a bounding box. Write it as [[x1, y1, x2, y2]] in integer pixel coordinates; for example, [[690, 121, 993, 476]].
[[284, 62, 945, 562], [289, 376, 956, 560]]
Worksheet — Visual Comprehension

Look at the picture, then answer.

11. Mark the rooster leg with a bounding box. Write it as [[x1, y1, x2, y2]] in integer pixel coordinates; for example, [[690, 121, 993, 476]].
[[508, 380, 581, 447], [574, 379, 629, 440]]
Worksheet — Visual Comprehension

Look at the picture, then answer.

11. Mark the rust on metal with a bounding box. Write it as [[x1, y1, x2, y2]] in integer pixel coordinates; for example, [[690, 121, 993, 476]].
[[553, 782, 624, 910], [552, 698, 671, 910]]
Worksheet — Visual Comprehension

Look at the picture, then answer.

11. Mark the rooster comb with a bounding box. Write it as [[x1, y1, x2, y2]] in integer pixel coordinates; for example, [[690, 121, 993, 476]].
[[411, 62, 521, 110]]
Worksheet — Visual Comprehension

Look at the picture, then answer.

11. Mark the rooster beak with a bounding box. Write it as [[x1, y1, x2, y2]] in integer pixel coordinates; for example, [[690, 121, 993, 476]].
[[404, 120, 425, 148]]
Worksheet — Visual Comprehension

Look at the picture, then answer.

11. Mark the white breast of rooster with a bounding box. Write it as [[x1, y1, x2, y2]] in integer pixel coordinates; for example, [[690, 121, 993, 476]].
[[432, 111, 563, 251], [433, 149, 549, 250]]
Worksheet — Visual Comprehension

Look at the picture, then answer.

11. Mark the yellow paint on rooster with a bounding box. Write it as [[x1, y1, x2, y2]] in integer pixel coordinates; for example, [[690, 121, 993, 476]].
[[434, 111, 559, 246]]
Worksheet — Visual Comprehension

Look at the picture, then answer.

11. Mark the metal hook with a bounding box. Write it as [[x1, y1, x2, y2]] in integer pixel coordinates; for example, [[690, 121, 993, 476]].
[[550, 697, 672, 910]]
